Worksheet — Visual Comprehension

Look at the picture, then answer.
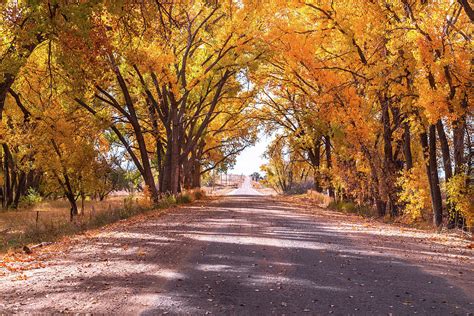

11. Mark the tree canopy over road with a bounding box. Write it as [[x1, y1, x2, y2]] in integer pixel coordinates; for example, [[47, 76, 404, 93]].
[[1, 0, 472, 230]]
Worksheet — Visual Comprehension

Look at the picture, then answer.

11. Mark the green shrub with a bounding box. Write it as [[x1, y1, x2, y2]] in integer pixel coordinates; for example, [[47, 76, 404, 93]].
[[18, 188, 43, 208], [192, 189, 205, 200], [176, 193, 192, 204], [328, 200, 374, 217], [158, 195, 177, 209], [123, 195, 136, 211]]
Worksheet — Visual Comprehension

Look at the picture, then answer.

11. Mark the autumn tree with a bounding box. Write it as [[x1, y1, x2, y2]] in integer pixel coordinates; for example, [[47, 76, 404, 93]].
[[71, 1, 263, 197], [257, 0, 472, 228], [1, 0, 105, 209]]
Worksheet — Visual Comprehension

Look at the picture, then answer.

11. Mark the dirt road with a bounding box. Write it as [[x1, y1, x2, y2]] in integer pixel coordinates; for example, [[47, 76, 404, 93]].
[[1, 196, 473, 315], [227, 176, 263, 196]]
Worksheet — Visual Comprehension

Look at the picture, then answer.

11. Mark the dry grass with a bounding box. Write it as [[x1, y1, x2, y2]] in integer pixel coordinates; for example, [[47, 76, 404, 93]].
[[305, 190, 335, 207], [1, 197, 125, 229], [0, 190, 206, 253]]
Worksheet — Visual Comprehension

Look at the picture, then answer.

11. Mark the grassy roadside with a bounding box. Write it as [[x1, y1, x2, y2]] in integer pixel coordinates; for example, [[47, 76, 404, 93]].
[[0, 190, 206, 254], [280, 191, 473, 239]]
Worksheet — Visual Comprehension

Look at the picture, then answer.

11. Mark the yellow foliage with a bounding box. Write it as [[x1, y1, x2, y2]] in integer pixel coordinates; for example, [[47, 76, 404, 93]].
[[446, 174, 474, 228], [397, 165, 431, 222]]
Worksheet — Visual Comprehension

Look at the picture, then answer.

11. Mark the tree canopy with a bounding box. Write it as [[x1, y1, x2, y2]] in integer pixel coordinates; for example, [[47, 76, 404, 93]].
[[1, 0, 472, 229]]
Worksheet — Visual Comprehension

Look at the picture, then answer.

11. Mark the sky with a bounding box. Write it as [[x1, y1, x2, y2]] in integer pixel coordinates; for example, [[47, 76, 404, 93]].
[[229, 132, 272, 176]]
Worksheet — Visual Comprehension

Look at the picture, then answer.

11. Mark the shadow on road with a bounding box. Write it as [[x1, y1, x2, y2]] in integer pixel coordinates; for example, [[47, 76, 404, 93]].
[[1, 196, 473, 315]]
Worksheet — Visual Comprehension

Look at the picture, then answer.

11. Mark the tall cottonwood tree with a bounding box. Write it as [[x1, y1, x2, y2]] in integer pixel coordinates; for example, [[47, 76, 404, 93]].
[[258, 0, 472, 227], [71, 1, 263, 197], [0, 0, 104, 208]]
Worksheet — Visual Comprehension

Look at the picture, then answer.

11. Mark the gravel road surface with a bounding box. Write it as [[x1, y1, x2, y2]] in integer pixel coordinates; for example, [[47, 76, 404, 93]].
[[227, 176, 263, 196], [1, 194, 473, 315]]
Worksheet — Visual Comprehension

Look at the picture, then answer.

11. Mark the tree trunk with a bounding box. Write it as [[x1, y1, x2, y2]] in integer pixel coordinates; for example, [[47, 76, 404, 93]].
[[192, 161, 201, 189], [61, 172, 79, 221], [160, 138, 173, 194], [170, 105, 180, 195], [183, 149, 202, 189], [160, 128, 181, 195], [453, 118, 466, 175], [0, 75, 14, 120], [452, 109, 467, 228], [382, 98, 393, 164], [66, 193, 78, 222], [27, 170, 41, 193], [362, 146, 385, 216], [420, 127, 443, 227], [381, 97, 399, 217], [12, 171, 26, 208], [436, 120, 461, 228], [114, 65, 159, 202], [314, 141, 322, 192], [147, 97, 163, 198], [403, 122, 413, 170], [132, 123, 158, 201], [2, 144, 13, 208], [324, 135, 335, 198], [429, 125, 443, 226], [307, 139, 322, 192], [182, 156, 192, 190], [156, 140, 164, 190], [80, 192, 85, 215], [436, 120, 453, 180], [458, 0, 474, 22]]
